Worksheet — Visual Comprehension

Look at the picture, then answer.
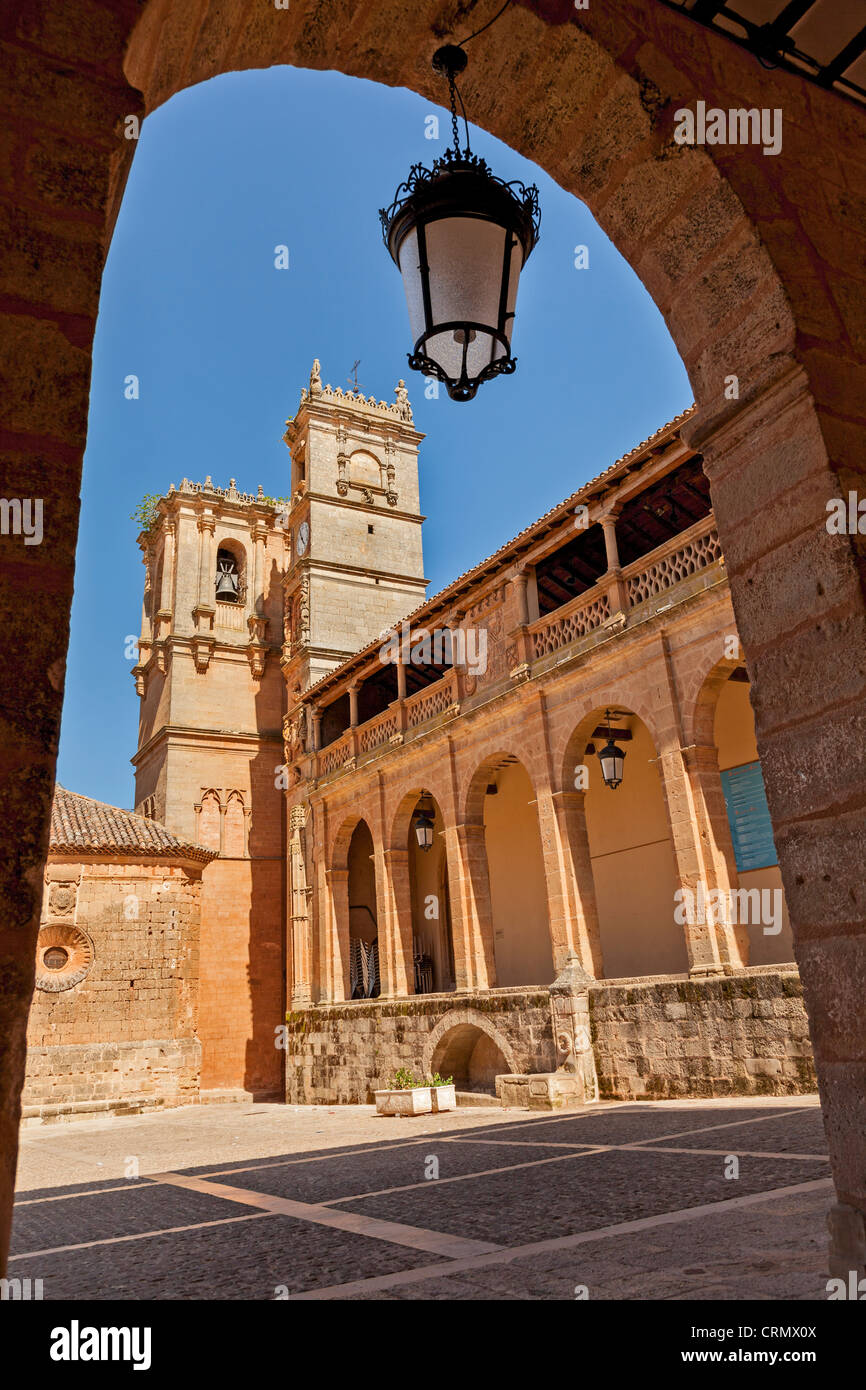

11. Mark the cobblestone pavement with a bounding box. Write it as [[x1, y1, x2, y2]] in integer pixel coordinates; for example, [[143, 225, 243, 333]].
[[10, 1096, 833, 1300]]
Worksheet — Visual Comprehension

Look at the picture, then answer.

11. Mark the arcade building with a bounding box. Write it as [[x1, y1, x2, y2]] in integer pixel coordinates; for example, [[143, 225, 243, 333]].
[[23, 364, 814, 1120]]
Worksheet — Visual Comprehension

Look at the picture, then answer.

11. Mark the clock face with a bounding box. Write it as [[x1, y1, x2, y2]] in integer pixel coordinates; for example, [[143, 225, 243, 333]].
[[296, 521, 310, 556]]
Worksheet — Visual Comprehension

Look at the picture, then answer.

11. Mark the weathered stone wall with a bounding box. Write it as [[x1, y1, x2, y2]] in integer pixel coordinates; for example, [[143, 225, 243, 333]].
[[590, 967, 816, 1101], [22, 1039, 200, 1123], [23, 857, 203, 1117], [285, 989, 556, 1105]]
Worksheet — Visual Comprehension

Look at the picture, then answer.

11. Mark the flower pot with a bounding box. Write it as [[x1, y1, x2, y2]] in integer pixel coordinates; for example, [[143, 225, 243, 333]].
[[374, 1087, 432, 1116], [430, 1083, 456, 1112]]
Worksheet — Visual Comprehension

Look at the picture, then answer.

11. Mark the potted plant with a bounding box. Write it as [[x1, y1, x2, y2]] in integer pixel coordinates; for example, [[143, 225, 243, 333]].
[[428, 1072, 456, 1112], [374, 1068, 432, 1116]]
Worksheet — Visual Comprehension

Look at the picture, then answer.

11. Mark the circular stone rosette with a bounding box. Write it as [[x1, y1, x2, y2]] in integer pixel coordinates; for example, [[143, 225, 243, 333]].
[[35, 923, 94, 992]]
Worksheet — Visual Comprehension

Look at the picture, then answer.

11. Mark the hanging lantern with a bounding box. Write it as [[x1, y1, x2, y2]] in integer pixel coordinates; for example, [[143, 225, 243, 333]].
[[380, 44, 540, 402], [597, 710, 626, 790], [413, 798, 435, 851]]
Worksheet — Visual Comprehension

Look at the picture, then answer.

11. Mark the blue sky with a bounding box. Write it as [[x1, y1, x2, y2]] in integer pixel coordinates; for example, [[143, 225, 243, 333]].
[[58, 66, 692, 810]]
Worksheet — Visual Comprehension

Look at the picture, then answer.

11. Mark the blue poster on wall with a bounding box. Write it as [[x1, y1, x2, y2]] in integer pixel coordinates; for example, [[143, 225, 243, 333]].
[[720, 760, 779, 873]]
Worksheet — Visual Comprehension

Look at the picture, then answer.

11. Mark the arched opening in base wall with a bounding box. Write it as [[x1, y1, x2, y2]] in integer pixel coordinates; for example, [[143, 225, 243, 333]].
[[431, 1024, 511, 1096]]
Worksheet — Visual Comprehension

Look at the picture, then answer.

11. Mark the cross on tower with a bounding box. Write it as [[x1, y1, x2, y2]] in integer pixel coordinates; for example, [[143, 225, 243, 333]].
[[348, 359, 363, 395]]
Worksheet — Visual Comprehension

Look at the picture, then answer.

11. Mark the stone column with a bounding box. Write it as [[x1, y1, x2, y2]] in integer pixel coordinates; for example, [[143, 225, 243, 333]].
[[322, 866, 349, 1003], [289, 813, 312, 1008], [159, 519, 176, 635], [541, 788, 604, 978], [348, 683, 360, 728], [506, 567, 533, 668], [377, 847, 413, 998], [252, 523, 266, 614], [446, 823, 497, 991], [513, 568, 530, 626], [656, 744, 726, 976], [310, 707, 322, 753], [683, 743, 747, 969], [684, 362, 866, 1278], [198, 513, 215, 607], [598, 509, 630, 615], [194, 511, 216, 634]]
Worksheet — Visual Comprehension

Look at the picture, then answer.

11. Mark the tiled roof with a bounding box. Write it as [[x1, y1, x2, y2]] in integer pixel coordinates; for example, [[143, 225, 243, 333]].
[[303, 405, 696, 699], [50, 786, 216, 864]]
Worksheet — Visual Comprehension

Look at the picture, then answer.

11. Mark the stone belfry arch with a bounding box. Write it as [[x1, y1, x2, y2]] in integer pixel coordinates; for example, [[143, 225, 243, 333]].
[[281, 360, 428, 699]]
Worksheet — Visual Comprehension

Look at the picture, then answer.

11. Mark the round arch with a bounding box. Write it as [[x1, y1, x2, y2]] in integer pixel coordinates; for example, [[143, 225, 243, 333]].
[[388, 783, 457, 995], [4, 0, 865, 1277], [423, 1009, 519, 1094], [687, 652, 746, 752], [557, 689, 666, 800], [563, 702, 688, 979], [464, 749, 554, 987]]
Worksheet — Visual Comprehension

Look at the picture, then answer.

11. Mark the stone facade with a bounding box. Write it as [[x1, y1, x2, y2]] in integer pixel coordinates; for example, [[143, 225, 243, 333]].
[[23, 788, 214, 1121], [285, 988, 556, 1105], [589, 967, 816, 1101]]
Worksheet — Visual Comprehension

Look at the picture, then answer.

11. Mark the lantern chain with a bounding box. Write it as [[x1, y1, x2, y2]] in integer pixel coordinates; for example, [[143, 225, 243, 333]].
[[447, 68, 463, 157]]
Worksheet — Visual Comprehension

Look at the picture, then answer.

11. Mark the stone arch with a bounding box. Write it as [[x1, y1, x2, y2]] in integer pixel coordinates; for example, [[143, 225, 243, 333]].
[[327, 814, 381, 1000], [463, 746, 543, 826], [388, 779, 453, 852], [463, 749, 554, 987], [214, 536, 247, 606], [223, 789, 246, 858], [557, 690, 666, 801], [562, 702, 687, 979], [423, 1009, 518, 1094], [197, 789, 221, 853], [388, 783, 456, 995], [4, 0, 866, 1277], [688, 652, 747, 752]]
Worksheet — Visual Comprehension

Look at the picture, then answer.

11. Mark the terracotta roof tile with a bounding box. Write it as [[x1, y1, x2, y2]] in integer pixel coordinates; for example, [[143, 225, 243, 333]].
[[50, 786, 216, 864]]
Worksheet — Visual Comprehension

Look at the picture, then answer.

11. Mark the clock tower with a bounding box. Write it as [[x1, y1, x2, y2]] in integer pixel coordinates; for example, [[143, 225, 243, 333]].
[[280, 359, 428, 701]]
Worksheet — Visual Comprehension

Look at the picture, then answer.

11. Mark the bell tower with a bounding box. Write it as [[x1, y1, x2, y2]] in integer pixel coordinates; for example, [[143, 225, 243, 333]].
[[280, 360, 428, 695]]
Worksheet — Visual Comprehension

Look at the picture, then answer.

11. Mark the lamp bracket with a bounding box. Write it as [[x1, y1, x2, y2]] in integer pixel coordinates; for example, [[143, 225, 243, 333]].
[[432, 45, 468, 79]]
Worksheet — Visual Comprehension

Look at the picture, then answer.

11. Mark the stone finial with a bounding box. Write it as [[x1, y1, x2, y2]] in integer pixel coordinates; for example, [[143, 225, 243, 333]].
[[310, 358, 323, 397], [257, 484, 264, 498], [395, 378, 412, 421], [549, 953, 595, 994]]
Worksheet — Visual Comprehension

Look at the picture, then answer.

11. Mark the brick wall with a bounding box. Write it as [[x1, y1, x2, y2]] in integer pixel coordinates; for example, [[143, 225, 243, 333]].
[[589, 968, 816, 1100]]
